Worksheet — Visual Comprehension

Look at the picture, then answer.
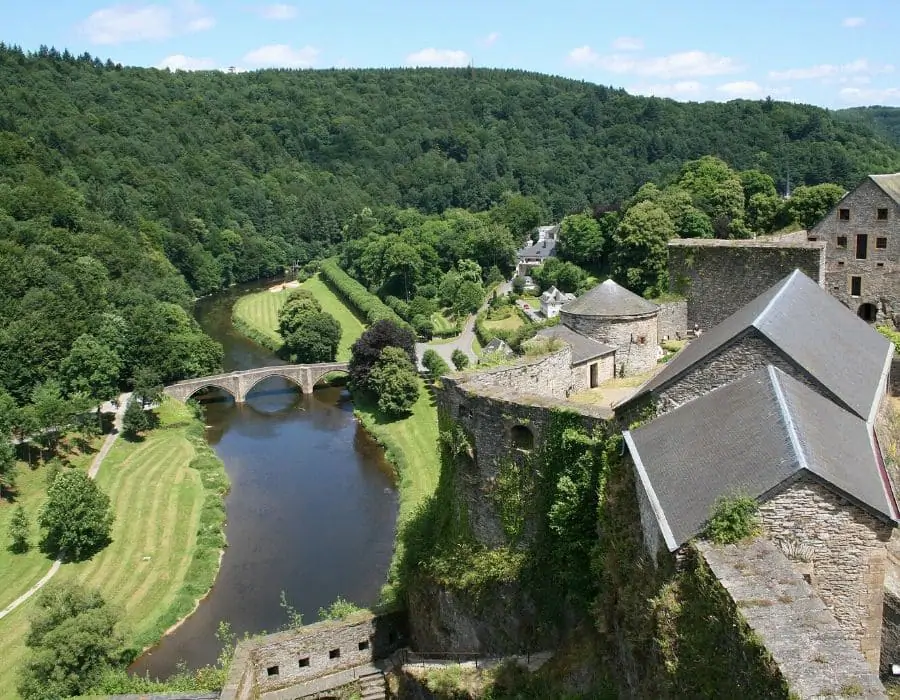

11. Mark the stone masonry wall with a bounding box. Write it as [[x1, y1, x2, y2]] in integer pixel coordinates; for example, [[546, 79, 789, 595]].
[[892, 356, 900, 396], [656, 299, 688, 341], [810, 177, 900, 325], [697, 539, 887, 699], [220, 611, 407, 697], [881, 568, 900, 677], [462, 346, 573, 399], [561, 312, 658, 376], [667, 239, 826, 330], [570, 353, 615, 394], [759, 476, 892, 668], [655, 330, 845, 416]]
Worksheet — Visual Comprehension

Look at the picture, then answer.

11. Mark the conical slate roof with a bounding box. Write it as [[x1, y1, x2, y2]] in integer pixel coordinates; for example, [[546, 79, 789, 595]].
[[561, 279, 659, 317]]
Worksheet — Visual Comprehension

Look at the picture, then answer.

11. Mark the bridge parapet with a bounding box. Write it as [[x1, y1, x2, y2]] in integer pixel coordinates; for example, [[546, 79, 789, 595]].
[[163, 363, 349, 403]]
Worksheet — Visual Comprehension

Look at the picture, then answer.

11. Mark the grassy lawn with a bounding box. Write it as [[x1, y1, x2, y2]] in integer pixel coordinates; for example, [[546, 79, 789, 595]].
[[0, 400, 227, 700], [232, 275, 365, 360], [483, 306, 525, 333], [431, 310, 459, 337], [353, 380, 440, 603], [520, 294, 541, 309]]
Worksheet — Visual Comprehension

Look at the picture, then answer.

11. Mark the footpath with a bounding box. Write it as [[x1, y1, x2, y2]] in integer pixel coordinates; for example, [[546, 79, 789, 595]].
[[0, 392, 131, 621]]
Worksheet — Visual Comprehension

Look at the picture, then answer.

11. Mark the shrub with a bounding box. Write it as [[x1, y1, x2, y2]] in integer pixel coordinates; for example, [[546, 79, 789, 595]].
[[451, 349, 469, 371], [704, 494, 760, 544], [319, 258, 410, 329], [422, 349, 451, 381], [318, 596, 364, 621], [877, 325, 900, 355]]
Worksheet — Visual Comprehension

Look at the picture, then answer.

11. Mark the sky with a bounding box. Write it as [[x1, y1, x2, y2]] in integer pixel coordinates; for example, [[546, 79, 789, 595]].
[[2, 0, 899, 108]]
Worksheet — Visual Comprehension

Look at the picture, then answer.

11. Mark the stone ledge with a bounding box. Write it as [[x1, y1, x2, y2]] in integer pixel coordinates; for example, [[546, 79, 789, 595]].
[[697, 539, 887, 700], [669, 238, 825, 249]]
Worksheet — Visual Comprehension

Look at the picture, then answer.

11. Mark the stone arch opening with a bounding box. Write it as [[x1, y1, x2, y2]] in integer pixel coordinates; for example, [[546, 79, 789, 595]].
[[312, 368, 349, 389], [510, 424, 534, 451], [186, 384, 236, 402], [857, 303, 878, 323], [243, 372, 305, 397]]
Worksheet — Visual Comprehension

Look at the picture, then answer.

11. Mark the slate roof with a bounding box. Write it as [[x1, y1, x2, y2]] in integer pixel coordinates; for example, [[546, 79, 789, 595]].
[[537, 325, 615, 365], [625, 366, 898, 551], [561, 279, 659, 317], [870, 173, 900, 206], [540, 286, 576, 304], [517, 238, 557, 261], [633, 270, 894, 421], [483, 338, 513, 356]]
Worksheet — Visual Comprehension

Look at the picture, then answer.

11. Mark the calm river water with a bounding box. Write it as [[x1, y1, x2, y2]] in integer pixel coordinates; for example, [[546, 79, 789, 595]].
[[131, 280, 398, 677]]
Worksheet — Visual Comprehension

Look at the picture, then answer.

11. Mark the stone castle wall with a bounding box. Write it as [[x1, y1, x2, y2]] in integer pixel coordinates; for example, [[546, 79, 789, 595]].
[[809, 177, 900, 325], [571, 353, 616, 394], [759, 476, 892, 667], [668, 239, 826, 330], [462, 346, 574, 399], [561, 311, 658, 376], [891, 356, 900, 396], [654, 331, 843, 417], [656, 299, 688, 341]]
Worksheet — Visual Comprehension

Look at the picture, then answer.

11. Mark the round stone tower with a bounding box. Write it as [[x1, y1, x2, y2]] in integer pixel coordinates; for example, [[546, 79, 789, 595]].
[[559, 279, 660, 376]]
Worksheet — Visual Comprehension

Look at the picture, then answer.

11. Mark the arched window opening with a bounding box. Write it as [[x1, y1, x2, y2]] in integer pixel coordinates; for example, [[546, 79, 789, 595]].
[[511, 425, 534, 451], [858, 303, 878, 323]]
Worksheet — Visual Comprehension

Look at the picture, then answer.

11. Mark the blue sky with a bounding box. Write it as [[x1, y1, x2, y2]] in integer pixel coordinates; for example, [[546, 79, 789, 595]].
[[3, 0, 899, 108]]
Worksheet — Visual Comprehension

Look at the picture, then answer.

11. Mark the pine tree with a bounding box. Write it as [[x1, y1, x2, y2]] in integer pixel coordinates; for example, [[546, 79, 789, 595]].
[[9, 504, 30, 553], [121, 399, 150, 440]]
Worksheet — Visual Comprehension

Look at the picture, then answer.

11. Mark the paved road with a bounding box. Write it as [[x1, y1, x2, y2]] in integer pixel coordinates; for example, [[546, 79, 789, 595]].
[[415, 281, 511, 369], [0, 392, 131, 621]]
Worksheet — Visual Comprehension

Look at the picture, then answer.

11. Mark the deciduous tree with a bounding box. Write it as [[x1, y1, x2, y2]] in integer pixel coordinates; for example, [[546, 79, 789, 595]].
[[348, 320, 417, 393], [40, 469, 114, 560], [368, 347, 420, 417], [282, 311, 342, 363], [451, 349, 469, 371]]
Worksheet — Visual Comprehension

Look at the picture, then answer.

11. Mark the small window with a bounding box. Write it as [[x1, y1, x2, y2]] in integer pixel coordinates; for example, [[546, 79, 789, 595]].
[[807, 236, 817, 241], [298, 657, 310, 668], [837, 236, 847, 248], [877, 208, 889, 220], [839, 208, 850, 221], [358, 640, 370, 651], [267, 665, 279, 677], [876, 237, 887, 249], [510, 425, 534, 451], [850, 276, 862, 297], [877, 262, 885, 267], [837, 261, 845, 266], [856, 234, 868, 259], [329, 648, 341, 659]]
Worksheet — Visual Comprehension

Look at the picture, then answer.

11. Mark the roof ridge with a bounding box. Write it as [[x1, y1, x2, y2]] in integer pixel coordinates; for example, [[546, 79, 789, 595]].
[[752, 270, 798, 327], [767, 365, 809, 473]]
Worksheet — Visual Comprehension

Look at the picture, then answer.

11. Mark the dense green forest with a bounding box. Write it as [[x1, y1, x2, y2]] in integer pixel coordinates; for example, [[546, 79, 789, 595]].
[[2, 42, 900, 426], [836, 106, 900, 147]]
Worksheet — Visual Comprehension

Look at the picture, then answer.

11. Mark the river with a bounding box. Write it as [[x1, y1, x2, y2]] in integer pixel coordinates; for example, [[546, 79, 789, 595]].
[[131, 280, 398, 677]]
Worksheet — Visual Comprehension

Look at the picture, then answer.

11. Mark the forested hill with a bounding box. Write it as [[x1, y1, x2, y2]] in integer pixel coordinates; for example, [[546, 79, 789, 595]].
[[835, 106, 900, 147]]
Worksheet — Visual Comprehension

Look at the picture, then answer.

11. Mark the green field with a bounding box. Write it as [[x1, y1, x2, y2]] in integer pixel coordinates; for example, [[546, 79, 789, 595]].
[[0, 400, 226, 700], [483, 306, 525, 333], [232, 275, 366, 360], [431, 311, 460, 337], [354, 380, 440, 603]]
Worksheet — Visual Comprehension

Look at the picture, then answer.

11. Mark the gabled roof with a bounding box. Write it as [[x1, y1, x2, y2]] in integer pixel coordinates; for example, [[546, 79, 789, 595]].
[[561, 279, 659, 317], [517, 238, 557, 261], [870, 173, 900, 206], [537, 325, 615, 365], [633, 270, 893, 421], [540, 286, 575, 304], [625, 366, 897, 551]]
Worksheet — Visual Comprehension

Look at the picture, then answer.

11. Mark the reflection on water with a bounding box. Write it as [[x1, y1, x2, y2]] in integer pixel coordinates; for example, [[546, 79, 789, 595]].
[[130, 282, 398, 676]]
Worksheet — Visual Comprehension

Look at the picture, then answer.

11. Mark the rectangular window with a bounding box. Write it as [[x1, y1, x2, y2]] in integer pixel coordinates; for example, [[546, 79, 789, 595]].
[[267, 666, 279, 677], [807, 236, 818, 241], [329, 648, 341, 659], [358, 640, 370, 651], [850, 276, 862, 297], [856, 234, 868, 259], [837, 235, 847, 248], [298, 657, 310, 668], [877, 208, 889, 220], [839, 208, 850, 221], [876, 237, 887, 249]]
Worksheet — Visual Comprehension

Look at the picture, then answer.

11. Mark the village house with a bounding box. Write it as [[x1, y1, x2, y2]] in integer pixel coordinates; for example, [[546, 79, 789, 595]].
[[538, 286, 575, 319], [515, 224, 559, 277]]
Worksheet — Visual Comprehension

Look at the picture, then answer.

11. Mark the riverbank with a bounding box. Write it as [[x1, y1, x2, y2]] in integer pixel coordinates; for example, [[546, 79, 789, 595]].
[[231, 274, 366, 360], [0, 399, 228, 700]]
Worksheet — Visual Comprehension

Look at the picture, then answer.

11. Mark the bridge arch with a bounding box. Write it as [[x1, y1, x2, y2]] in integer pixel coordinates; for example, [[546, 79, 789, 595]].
[[184, 383, 237, 401], [242, 371, 307, 398], [310, 366, 350, 389]]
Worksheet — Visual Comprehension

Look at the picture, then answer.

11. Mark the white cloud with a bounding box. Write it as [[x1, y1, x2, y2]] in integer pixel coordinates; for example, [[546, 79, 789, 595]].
[[482, 32, 500, 47], [611, 36, 644, 51], [260, 4, 299, 20], [629, 81, 704, 99], [568, 46, 741, 78], [79, 1, 214, 44], [157, 54, 216, 70], [842, 16, 865, 27], [717, 80, 764, 97], [405, 48, 471, 67], [243, 44, 319, 68], [769, 58, 893, 81], [839, 86, 900, 105]]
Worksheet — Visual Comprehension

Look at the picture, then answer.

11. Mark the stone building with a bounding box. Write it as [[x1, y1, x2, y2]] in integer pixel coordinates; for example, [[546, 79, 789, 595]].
[[515, 224, 559, 277], [559, 279, 660, 376], [807, 173, 900, 325], [538, 286, 574, 319], [620, 269, 898, 667]]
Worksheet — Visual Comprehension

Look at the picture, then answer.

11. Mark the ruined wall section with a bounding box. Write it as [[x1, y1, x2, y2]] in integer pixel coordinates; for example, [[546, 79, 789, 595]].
[[459, 346, 574, 399], [668, 239, 826, 330], [656, 299, 688, 341], [759, 476, 892, 667]]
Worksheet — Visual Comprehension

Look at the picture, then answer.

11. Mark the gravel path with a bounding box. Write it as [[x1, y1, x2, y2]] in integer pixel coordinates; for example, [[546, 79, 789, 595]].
[[0, 392, 131, 621]]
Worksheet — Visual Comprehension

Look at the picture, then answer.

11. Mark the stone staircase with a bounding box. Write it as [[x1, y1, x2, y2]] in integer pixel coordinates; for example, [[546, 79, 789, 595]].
[[358, 669, 387, 700]]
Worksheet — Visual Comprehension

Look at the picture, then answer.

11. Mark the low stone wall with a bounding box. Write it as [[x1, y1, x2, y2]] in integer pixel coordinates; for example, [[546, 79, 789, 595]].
[[220, 610, 407, 698], [698, 539, 887, 699], [668, 238, 826, 330], [656, 299, 687, 341], [460, 346, 573, 399], [891, 356, 900, 396]]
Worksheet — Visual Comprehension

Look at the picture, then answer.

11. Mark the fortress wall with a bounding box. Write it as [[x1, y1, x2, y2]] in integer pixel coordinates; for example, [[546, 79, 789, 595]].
[[668, 238, 826, 330], [656, 299, 688, 341], [460, 346, 573, 399]]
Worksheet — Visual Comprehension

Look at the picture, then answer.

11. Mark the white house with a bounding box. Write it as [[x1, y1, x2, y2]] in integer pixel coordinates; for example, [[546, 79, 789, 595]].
[[540, 286, 575, 318]]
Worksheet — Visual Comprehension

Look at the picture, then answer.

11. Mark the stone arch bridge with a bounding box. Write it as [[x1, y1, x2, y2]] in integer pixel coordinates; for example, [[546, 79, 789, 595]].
[[163, 363, 349, 403]]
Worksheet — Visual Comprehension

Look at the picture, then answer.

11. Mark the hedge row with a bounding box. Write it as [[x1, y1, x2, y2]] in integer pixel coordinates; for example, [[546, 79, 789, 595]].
[[319, 258, 412, 331]]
